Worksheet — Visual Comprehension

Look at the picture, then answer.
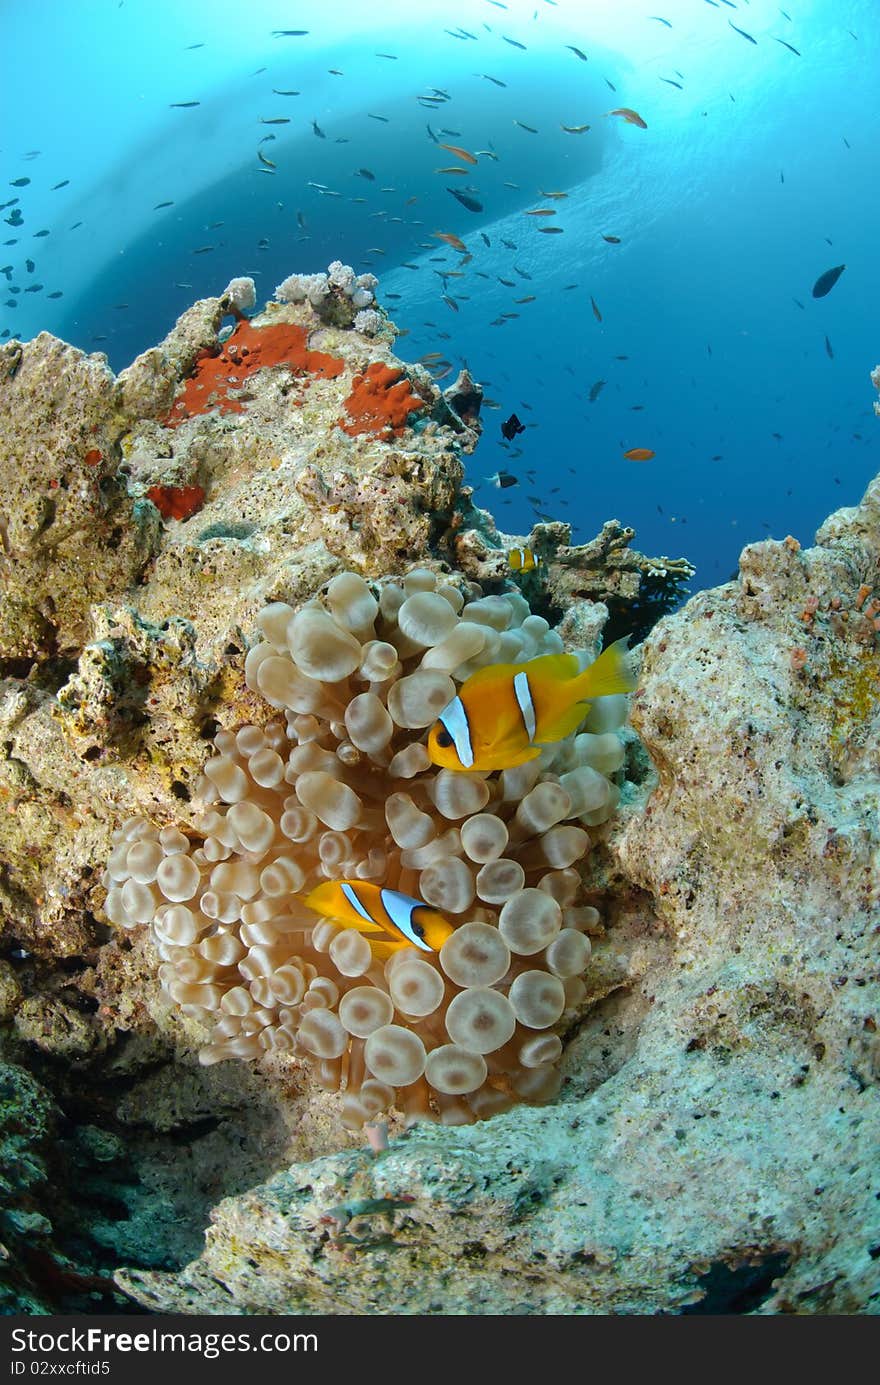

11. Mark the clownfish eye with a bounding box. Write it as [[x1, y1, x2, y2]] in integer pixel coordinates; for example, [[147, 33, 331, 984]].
[[435, 728, 453, 749], [412, 922, 425, 939]]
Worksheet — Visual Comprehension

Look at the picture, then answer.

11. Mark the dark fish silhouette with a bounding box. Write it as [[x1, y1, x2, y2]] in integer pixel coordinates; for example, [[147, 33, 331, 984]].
[[589, 379, 606, 402], [447, 187, 483, 213], [501, 412, 525, 440], [729, 21, 757, 43], [811, 264, 845, 298], [824, 334, 834, 359]]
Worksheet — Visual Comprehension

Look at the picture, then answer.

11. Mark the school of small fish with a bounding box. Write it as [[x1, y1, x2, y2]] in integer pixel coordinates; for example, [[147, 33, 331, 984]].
[[0, 6, 857, 560]]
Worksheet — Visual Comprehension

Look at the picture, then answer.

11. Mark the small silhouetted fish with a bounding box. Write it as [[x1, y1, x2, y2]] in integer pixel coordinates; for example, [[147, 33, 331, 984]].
[[566, 45, 588, 60], [660, 77, 683, 88], [501, 238, 517, 249], [601, 234, 621, 243], [312, 120, 326, 137], [481, 232, 491, 247], [24, 284, 43, 292], [258, 150, 276, 168], [729, 21, 757, 42], [501, 412, 525, 440], [843, 137, 850, 148], [25, 258, 34, 272], [33, 229, 49, 237], [368, 113, 390, 121], [443, 295, 459, 311], [273, 29, 309, 36], [261, 117, 290, 124], [10, 178, 30, 187], [357, 168, 375, 180], [47, 291, 62, 298], [651, 14, 672, 25], [514, 295, 536, 304], [185, 42, 205, 49], [561, 124, 590, 134], [590, 296, 602, 322], [773, 37, 800, 54], [589, 379, 606, 402], [193, 245, 214, 253], [605, 78, 617, 91], [448, 188, 483, 212], [608, 107, 647, 128], [170, 101, 200, 107], [824, 334, 834, 359], [812, 264, 845, 298], [273, 89, 300, 96], [50, 178, 69, 192], [376, 52, 397, 59], [514, 120, 538, 132], [538, 226, 563, 233], [780, 170, 785, 183], [482, 74, 507, 86], [487, 470, 518, 489], [792, 297, 805, 309]]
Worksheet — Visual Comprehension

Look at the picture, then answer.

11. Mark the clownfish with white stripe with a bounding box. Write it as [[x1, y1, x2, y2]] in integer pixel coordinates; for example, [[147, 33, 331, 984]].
[[508, 545, 539, 573], [427, 639, 636, 773], [302, 880, 455, 954]]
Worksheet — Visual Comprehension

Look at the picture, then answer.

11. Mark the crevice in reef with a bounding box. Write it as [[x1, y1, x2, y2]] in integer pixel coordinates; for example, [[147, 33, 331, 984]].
[[1, 1027, 292, 1312], [679, 1251, 792, 1314]]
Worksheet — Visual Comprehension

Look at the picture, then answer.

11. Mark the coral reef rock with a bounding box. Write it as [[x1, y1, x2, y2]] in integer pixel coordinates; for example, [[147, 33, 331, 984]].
[[3, 276, 876, 1316], [120, 470, 880, 1316]]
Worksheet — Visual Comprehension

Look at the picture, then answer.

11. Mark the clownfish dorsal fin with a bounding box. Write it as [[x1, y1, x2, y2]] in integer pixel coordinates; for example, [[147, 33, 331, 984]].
[[460, 650, 581, 694]]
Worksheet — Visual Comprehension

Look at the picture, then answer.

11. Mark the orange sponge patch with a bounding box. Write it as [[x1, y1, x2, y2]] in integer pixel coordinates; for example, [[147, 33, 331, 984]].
[[165, 321, 344, 427], [341, 362, 426, 438], [146, 483, 206, 521]]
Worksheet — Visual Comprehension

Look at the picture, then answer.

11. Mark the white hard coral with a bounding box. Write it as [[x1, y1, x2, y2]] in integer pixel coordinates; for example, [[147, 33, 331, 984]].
[[103, 566, 629, 1127], [222, 277, 256, 314]]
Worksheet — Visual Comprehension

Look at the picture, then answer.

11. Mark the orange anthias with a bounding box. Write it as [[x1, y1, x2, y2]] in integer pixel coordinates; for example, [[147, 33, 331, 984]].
[[164, 320, 344, 427], [340, 362, 426, 438]]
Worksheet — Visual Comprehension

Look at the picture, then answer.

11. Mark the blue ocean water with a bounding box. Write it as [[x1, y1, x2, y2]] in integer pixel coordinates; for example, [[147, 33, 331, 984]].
[[3, 0, 878, 590]]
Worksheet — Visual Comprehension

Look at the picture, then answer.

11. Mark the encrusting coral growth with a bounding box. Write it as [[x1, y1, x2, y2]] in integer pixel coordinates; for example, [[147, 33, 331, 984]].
[[104, 565, 628, 1127]]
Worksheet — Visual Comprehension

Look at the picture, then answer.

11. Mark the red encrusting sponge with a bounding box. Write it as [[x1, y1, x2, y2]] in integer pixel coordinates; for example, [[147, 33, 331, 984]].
[[164, 321, 345, 426], [340, 362, 426, 438]]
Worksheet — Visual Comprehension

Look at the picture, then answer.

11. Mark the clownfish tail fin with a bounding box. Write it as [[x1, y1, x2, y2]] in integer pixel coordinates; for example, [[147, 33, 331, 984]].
[[573, 635, 638, 702]]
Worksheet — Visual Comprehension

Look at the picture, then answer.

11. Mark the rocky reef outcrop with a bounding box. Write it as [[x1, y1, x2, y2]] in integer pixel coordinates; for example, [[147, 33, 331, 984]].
[[0, 278, 876, 1314]]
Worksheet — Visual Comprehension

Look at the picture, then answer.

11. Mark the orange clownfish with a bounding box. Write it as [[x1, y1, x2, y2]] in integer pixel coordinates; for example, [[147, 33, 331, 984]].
[[427, 639, 636, 772], [623, 447, 655, 462], [303, 880, 454, 953], [508, 546, 539, 573]]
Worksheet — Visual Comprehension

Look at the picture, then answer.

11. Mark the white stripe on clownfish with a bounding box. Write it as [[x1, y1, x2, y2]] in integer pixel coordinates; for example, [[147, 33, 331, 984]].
[[513, 669, 537, 741]]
